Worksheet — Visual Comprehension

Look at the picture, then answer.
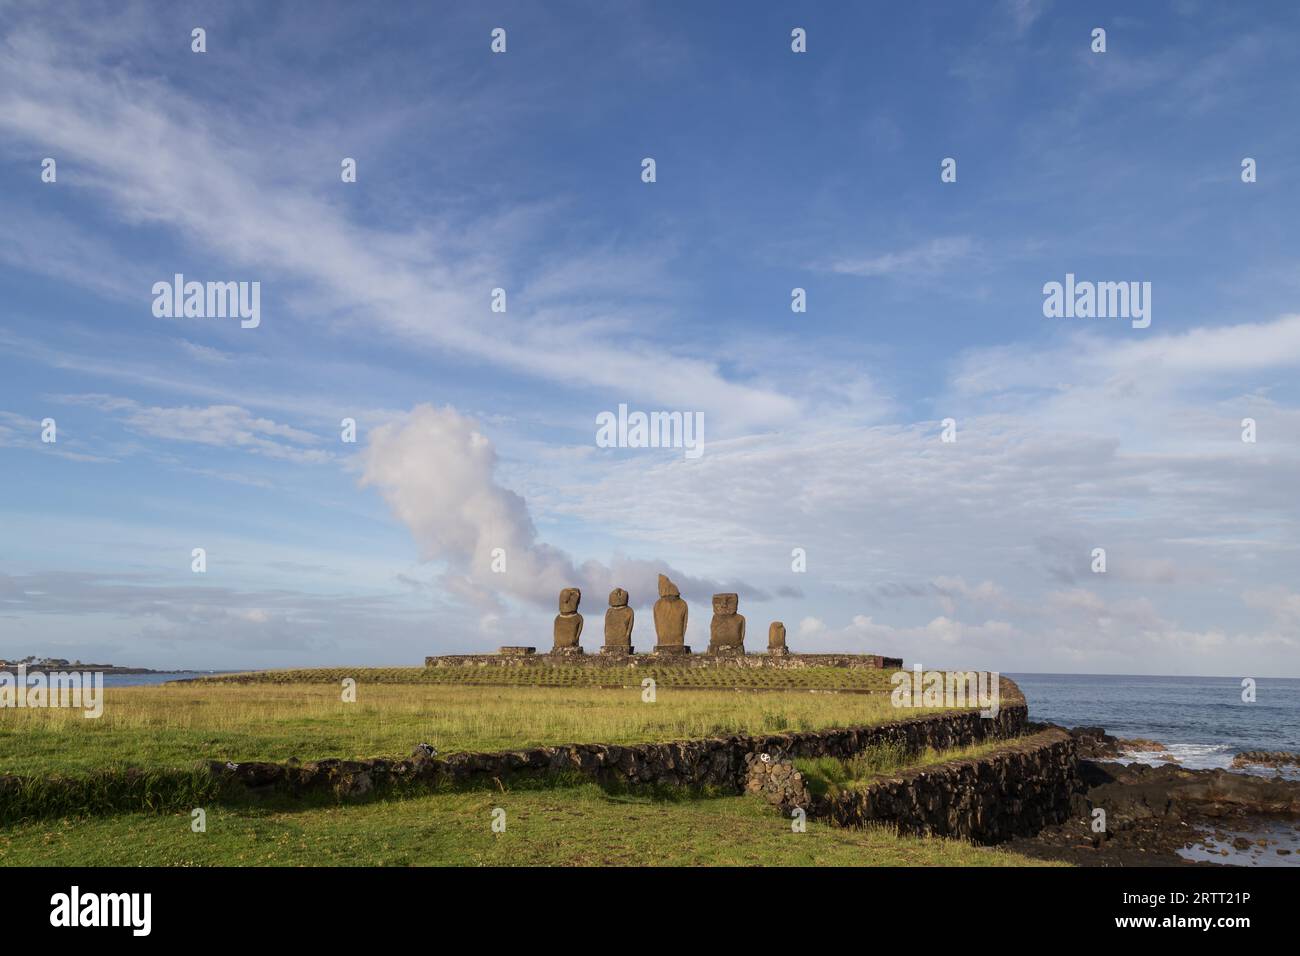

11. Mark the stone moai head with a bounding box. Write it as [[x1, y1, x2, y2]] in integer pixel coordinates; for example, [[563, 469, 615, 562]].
[[712, 593, 739, 615], [558, 587, 581, 614], [609, 588, 628, 607], [657, 574, 680, 599], [768, 621, 787, 647]]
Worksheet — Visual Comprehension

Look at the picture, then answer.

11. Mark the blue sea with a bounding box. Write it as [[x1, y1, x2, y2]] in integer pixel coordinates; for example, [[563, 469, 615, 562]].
[[6, 672, 225, 687], [98, 672, 218, 687], [1009, 673, 1300, 778]]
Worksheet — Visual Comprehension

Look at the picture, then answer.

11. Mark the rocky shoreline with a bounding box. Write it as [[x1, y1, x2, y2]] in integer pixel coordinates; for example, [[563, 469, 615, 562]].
[[1007, 726, 1300, 866], [0, 664, 200, 676], [1232, 750, 1300, 769]]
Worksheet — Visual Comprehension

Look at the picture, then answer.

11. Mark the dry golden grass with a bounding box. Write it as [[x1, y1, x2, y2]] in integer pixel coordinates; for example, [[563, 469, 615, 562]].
[[0, 681, 960, 775]]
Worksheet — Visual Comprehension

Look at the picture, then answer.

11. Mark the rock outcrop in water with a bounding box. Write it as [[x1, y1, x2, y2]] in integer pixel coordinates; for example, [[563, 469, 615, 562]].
[[1232, 750, 1300, 769]]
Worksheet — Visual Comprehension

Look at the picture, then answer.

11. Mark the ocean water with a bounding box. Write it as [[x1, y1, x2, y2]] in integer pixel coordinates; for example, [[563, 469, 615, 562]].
[[1008, 673, 1300, 778], [99, 672, 218, 687], [6, 671, 225, 687]]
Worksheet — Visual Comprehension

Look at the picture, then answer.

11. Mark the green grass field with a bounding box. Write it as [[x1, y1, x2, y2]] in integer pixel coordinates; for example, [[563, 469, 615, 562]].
[[0, 782, 1058, 867], [0, 669, 1041, 867], [0, 680, 954, 776]]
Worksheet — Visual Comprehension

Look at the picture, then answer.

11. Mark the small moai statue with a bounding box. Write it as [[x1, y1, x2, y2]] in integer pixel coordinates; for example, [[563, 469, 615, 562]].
[[768, 621, 789, 656], [708, 593, 746, 655], [552, 587, 584, 654], [602, 587, 635, 654], [652, 574, 690, 654]]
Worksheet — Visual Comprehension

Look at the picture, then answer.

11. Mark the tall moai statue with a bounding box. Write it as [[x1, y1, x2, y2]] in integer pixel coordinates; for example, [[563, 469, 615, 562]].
[[768, 621, 789, 656], [552, 587, 584, 654], [652, 574, 690, 655], [708, 593, 746, 655], [602, 587, 634, 655]]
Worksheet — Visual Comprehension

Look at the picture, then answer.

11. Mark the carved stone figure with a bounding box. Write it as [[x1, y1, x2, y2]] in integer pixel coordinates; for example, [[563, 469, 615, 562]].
[[767, 621, 788, 656], [652, 574, 690, 654], [708, 593, 746, 654], [602, 587, 635, 654], [552, 587, 584, 653]]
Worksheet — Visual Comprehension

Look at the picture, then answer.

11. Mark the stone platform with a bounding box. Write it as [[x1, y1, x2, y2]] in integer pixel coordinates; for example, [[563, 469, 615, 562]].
[[425, 651, 904, 670]]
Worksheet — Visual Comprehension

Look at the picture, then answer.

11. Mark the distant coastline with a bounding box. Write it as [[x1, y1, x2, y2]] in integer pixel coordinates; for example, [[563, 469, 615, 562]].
[[0, 661, 206, 676]]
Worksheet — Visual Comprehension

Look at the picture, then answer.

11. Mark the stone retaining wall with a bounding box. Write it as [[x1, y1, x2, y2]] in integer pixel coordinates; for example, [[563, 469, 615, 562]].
[[425, 652, 904, 670], [745, 727, 1079, 845], [205, 703, 1027, 800]]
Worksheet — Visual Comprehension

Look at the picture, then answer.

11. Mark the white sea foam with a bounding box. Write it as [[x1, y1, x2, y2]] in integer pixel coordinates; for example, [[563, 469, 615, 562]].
[[1117, 742, 1300, 779]]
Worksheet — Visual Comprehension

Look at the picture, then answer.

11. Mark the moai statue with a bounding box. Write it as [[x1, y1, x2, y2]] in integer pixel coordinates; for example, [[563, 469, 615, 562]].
[[652, 574, 690, 655], [602, 587, 635, 654], [768, 621, 789, 656], [552, 587, 584, 654], [708, 593, 746, 655]]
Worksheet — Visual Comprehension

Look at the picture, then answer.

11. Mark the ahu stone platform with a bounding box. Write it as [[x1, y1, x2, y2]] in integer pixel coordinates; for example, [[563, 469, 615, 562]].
[[425, 651, 904, 670]]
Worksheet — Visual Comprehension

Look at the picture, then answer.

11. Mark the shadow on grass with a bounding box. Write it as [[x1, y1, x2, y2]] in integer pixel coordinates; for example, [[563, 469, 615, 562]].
[[0, 764, 739, 826]]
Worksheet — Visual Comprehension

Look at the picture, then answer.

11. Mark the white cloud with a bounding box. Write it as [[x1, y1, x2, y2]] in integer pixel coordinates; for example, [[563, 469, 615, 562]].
[[798, 617, 825, 639], [522, 315, 1300, 674], [822, 237, 976, 278], [1001, 0, 1050, 36], [0, 15, 800, 431], [53, 395, 331, 464], [359, 405, 767, 630]]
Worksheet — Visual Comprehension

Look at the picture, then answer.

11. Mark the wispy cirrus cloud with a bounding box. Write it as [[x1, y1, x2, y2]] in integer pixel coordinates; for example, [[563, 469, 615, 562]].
[[820, 237, 976, 278], [0, 9, 800, 430], [51, 394, 332, 463]]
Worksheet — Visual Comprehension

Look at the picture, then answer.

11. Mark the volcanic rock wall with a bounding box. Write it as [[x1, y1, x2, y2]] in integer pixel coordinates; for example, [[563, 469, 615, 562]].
[[207, 704, 1028, 798], [745, 727, 1080, 845]]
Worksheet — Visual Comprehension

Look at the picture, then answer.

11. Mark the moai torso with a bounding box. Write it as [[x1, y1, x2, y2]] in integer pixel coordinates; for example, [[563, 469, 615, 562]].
[[709, 593, 745, 653], [652, 574, 688, 646], [552, 587, 583, 650], [768, 621, 788, 654], [604, 588, 634, 648]]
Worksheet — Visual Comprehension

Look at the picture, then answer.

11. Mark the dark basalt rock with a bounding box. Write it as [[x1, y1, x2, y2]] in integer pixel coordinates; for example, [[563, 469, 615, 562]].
[[744, 728, 1080, 845], [1082, 759, 1300, 818], [1232, 750, 1300, 769], [1006, 727, 1300, 866], [189, 705, 1029, 803]]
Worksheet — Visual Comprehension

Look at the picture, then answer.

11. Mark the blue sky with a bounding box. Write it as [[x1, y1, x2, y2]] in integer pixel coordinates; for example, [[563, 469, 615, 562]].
[[2, 0, 1299, 675]]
